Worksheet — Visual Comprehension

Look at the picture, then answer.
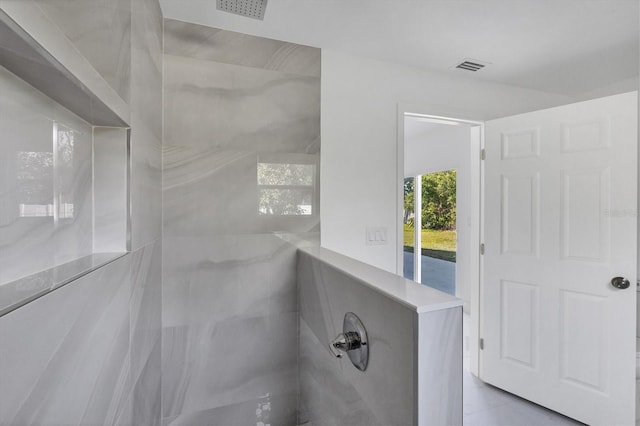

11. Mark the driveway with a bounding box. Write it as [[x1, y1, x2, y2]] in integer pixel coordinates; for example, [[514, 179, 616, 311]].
[[403, 251, 455, 296]]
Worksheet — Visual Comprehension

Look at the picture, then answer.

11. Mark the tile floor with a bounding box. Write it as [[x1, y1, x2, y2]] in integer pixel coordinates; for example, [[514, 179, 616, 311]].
[[462, 314, 584, 425]]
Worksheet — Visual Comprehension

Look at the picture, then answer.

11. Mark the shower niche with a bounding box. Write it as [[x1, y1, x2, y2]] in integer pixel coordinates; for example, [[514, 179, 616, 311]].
[[0, 9, 130, 316]]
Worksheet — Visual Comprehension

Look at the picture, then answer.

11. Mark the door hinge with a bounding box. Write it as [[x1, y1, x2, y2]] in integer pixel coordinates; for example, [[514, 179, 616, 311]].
[[479, 338, 484, 350], [481, 148, 486, 160], [480, 243, 485, 255]]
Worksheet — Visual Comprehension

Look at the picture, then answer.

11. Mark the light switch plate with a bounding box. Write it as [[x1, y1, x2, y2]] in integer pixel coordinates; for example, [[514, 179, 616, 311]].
[[365, 227, 387, 245]]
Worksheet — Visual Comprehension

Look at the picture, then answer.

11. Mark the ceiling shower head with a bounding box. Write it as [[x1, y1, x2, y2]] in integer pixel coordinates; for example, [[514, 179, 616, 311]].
[[216, 0, 268, 20]]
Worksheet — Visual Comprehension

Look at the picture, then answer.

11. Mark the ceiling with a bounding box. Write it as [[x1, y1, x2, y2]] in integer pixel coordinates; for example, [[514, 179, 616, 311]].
[[160, 0, 639, 97]]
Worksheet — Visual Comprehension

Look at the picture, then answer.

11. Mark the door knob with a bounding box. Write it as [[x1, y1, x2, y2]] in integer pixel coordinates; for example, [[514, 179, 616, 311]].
[[328, 312, 369, 371], [611, 276, 630, 289]]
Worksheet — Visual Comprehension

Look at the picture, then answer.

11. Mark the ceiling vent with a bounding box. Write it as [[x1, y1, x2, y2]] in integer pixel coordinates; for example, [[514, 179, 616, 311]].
[[216, 0, 268, 20], [454, 59, 489, 72]]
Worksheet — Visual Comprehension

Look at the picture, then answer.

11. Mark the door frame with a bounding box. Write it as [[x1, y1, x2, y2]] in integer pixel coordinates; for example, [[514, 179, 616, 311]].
[[396, 103, 485, 375]]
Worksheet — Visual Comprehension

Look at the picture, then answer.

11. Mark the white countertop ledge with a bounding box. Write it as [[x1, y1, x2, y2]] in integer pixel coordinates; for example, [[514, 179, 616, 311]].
[[299, 246, 463, 314]]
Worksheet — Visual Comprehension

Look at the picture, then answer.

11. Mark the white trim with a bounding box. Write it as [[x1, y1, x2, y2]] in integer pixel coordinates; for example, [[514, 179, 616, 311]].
[[397, 104, 406, 276], [396, 103, 485, 377], [414, 175, 422, 281], [470, 124, 484, 378]]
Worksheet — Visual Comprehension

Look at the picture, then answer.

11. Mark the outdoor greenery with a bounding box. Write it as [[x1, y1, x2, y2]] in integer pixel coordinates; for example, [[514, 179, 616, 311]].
[[403, 225, 457, 251], [404, 170, 457, 262], [404, 171, 457, 230], [403, 225, 457, 262]]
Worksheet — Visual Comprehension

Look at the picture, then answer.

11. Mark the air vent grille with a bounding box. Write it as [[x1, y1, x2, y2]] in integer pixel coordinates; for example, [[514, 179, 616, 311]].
[[216, 0, 268, 20], [456, 61, 485, 72]]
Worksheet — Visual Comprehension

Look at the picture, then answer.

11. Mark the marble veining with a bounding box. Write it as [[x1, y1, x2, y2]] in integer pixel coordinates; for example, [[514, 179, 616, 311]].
[[93, 127, 129, 253], [162, 235, 298, 419], [0, 1, 164, 425], [299, 319, 385, 426], [162, 21, 320, 425], [164, 392, 297, 426], [417, 308, 463, 425], [164, 54, 320, 154], [128, 1, 164, 424], [131, 240, 163, 426], [0, 252, 126, 317], [35, 0, 132, 103], [298, 250, 416, 426], [164, 19, 321, 78], [298, 249, 463, 426], [130, 0, 163, 250], [301, 246, 462, 313], [0, 241, 163, 426], [0, 254, 132, 426], [162, 53, 321, 237], [163, 314, 298, 418], [0, 64, 93, 286], [162, 235, 297, 327], [0, 12, 127, 127]]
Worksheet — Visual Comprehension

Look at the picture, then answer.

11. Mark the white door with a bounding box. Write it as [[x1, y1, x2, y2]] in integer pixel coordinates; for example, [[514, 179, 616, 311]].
[[482, 92, 638, 425]]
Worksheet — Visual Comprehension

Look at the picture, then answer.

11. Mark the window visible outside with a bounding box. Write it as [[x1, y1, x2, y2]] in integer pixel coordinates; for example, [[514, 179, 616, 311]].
[[403, 170, 457, 295]]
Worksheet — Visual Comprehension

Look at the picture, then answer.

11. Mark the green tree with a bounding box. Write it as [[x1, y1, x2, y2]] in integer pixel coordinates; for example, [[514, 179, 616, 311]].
[[403, 177, 414, 224], [421, 170, 456, 230]]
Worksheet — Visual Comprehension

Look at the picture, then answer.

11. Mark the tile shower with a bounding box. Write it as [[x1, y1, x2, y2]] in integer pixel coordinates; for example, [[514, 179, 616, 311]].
[[0, 0, 162, 425], [161, 19, 321, 424], [0, 3, 462, 426]]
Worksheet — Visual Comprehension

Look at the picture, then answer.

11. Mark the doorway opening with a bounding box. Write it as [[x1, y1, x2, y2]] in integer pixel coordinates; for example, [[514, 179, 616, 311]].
[[397, 109, 483, 378]]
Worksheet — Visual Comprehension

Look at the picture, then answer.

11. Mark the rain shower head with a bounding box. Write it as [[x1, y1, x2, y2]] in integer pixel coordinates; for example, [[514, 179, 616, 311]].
[[216, 0, 268, 20]]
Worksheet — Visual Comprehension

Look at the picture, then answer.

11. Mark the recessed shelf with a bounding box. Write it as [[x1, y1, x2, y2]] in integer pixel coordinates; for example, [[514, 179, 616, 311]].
[[0, 7, 129, 127], [0, 252, 127, 317], [0, 6, 131, 315]]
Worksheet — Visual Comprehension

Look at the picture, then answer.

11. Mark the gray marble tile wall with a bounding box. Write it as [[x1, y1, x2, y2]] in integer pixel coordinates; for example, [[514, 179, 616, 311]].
[[0, 64, 93, 286], [297, 251, 416, 426], [125, 0, 165, 424], [162, 19, 320, 425], [417, 308, 463, 425], [93, 127, 129, 253], [298, 249, 463, 426], [0, 0, 164, 425], [130, 0, 163, 251], [162, 235, 299, 425], [35, 0, 162, 250], [0, 239, 163, 426], [35, 0, 132, 103], [131, 240, 163, 426], [0, 254, 132, 426]]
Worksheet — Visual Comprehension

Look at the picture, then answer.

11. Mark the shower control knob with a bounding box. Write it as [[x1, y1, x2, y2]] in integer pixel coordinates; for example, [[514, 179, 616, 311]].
[[611, 276, 630, 289], [329, 331, 362, 358], [327, 312, 369, 371]]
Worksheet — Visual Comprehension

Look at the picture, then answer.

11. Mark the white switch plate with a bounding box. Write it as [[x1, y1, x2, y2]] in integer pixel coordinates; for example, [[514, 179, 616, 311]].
[[365, 227, 387, 245]]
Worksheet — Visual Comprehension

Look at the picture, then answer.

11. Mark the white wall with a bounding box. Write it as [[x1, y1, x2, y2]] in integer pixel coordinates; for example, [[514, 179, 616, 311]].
[[404, 122, 472, 306], [321, 49, 573, 272], [404, 122, 470, 177]]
